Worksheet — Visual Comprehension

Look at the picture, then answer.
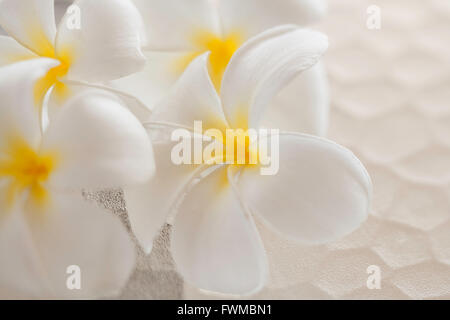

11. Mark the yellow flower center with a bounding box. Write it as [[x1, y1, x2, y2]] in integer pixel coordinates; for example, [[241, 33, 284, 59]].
[[223, 129, 258, 165], [175, 31, 243, 91], [202, 128, 259, 190], [202, 124, 259, 167], [33, 49, 72, 107], [25, 27, 73, 107], [0, 136, 58, 209]]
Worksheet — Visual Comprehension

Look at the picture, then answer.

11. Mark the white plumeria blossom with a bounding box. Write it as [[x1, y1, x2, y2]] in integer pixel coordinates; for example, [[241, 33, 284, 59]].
[[0, 0, 146, 117], [124, 26, 372, 295], [115, 0, 329, 136], [0, 59, 155, 298]]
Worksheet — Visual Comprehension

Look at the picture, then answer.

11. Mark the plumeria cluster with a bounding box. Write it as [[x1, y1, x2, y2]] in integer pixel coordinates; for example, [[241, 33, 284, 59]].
[[0, 0, 372, 298]]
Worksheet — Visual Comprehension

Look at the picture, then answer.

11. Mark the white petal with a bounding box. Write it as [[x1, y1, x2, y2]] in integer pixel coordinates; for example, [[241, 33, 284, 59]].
[[26, 192, 135, 298], [171, 165, 268, 295], [221, 26, 328, 129], [124, 136, 201, 254], [131, 0, 219, 50], [56, 0, 146, 82], [42, 89, 154, 190], [239, 133, 372, 244], [0, 0, 56, 56], [261, 62, 329, 136], [44, 81, 89, 125], [152, 53, 227, 131], [47, 79, 152, 124], [112, 51, 186, 112], [219, 0, 327, 39], [0, 35, 37, 66], [0, 202, 50, 298], [0, 58, 59, 148]]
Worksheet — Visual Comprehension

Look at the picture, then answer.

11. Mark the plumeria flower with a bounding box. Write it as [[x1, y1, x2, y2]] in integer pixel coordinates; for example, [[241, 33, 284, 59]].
[[116, 0, 329, 135], [0, 0, 147, 122], [124, 26, 372, 295], [0, 59, 154, 298]]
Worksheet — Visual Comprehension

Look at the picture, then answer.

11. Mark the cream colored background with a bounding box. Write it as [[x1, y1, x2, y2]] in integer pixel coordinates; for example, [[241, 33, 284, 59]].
[[45, 0, 450, 299]]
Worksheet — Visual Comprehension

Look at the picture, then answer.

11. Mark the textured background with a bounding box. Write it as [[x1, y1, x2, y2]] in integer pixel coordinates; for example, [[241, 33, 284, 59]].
[[19, 0, 450, 299]]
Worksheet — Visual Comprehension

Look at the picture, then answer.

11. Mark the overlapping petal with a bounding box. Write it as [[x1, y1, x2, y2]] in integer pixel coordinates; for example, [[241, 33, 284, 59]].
[[151, 53, 227, 131], [221, 25, 328, 129], [0, 202, 49, 299], [0, 36, 37, 67], [171, 166, 268, 295], [0, 0, 56, 56], [42, 89, 154, 190], [261, 62, 329, 135], [238, 133, 372, 244], [111, 51, 187, 111], [56, 0, 146, 82], [0, 2, 159, 299], [131, 0, 220, 51], [124, 135, 202, 254], [25, 193, 135, 298], [219, 0, 327, 39], [0, 58, 59, 148]]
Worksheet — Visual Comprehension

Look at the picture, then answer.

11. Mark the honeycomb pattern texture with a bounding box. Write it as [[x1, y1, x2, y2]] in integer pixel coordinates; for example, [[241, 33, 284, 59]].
[[3, 0, 448, 299]]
